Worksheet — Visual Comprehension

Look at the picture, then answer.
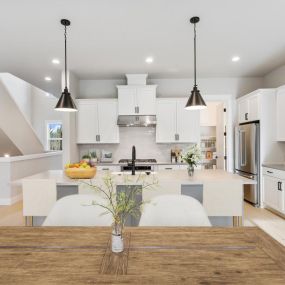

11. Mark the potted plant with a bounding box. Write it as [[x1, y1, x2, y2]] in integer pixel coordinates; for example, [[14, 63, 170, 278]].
[[82, 173, 158, 253], [90, 151, 98, 165], [81, 154, 91, 163], [182, 145, 201, 176]]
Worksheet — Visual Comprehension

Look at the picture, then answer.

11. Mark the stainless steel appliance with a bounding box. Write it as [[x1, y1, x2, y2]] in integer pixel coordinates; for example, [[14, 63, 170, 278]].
[[117, 115, 156, 127], [119, 158, 157, 172], [235, 122, 260, 206]]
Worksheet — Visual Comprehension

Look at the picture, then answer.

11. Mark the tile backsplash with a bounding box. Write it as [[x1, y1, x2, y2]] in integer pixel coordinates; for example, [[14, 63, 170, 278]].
[[78, 127, 192, 163]]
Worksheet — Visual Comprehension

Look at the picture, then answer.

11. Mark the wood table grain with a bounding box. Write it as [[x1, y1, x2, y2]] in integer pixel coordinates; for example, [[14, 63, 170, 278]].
[[0, 227, 284, 284]]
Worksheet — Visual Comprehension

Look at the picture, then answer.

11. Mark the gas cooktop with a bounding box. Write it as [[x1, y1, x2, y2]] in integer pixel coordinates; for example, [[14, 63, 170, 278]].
[[119, 159, 157, 163]]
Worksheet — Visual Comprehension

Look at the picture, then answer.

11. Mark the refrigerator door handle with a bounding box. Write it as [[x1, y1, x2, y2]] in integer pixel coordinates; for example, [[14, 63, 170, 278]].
[[240, 130, 246, 167]]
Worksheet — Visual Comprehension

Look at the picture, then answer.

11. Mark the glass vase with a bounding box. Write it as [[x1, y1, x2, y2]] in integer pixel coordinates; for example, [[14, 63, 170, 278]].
[[111, 222, 124, 253], [187, 165, 195, 176]]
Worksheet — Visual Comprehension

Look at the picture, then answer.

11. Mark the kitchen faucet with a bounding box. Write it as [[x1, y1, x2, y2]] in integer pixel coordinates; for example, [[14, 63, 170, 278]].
[[131, 145, 136, 175]]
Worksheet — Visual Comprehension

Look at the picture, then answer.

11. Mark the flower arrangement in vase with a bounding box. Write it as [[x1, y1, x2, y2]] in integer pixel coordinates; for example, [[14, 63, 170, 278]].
[[182, 144, 202, 176], [82, 173, 158, 253]]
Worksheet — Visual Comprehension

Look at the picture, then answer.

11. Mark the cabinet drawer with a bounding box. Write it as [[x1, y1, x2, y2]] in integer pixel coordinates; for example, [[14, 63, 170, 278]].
[[97, 166, 120, 172], [158, 165, 180, 171], [262, 167, 285, 179]]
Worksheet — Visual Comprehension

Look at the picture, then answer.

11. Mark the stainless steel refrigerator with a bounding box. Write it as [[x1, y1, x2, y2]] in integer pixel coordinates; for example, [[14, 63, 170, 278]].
[[235, 122, 260, 206]]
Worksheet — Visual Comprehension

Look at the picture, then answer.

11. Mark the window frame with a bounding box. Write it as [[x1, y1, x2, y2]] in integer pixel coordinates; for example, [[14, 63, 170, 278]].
[[45, 120, 63, 151]]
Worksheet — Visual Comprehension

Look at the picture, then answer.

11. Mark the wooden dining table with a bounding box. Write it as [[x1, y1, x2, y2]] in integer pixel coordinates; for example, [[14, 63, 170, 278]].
[[0, 227, 284, 284]]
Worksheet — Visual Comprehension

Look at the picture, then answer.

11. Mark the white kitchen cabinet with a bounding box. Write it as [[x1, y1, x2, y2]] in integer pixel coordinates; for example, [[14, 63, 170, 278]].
[[76, 101, 98, 143], [276, 87, 285, 141], [200, 102, 218, 126], [237, 94, 260, 123], [76, 99, 119, 144], [262, 167, 285, 213], [176, 99, 200, 143], [156, 99, 177, 142], [117, 85, 157, 115], [156, 98, 200, 143]]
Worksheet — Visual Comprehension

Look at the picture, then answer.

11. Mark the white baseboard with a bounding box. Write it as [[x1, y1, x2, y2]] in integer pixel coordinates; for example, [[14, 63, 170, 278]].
[[0, 194, 22, 205]]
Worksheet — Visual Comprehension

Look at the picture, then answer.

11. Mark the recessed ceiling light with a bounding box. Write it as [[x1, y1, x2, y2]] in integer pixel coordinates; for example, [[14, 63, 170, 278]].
[[145, 57, 154, 64], [4, 154, 10, 157], [232, 56, 240, 62], [45, 76, 52, 81], [46, 93, 50, 97], [52, 58, 60, 64]]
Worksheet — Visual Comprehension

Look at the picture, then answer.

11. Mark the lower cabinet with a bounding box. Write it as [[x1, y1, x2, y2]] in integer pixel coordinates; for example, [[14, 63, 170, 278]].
[[263, 168, 285, 213]]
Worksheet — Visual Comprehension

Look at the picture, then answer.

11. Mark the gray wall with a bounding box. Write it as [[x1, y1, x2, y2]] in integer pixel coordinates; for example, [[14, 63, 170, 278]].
[[79, 77, 264, 99], [264, 64, 285, 88]]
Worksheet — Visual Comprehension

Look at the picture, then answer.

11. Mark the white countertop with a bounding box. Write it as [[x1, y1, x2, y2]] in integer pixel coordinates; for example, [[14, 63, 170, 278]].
[[13, 169, 256, 186]]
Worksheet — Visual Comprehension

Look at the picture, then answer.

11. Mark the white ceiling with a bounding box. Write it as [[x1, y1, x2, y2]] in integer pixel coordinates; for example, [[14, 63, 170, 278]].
[[1, 0, 285, 95]]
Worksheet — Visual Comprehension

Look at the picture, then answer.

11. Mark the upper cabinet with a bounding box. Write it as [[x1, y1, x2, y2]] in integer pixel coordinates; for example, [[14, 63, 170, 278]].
[[76, 99, 119, 144], [276, 86, 285, 141], [156, 98, 200, 143], [237, 94, 260, 123], [200, 102, 218, 126], [117, 85, 157, 115]]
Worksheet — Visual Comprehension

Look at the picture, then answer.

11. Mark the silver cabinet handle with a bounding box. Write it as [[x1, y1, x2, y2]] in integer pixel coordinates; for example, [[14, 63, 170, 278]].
[[278, 181, 282, 191], [102, 168, 109, 171], [98, 135, 100, 142], [267, 170, 273, 174], [177, 134, 179, 141], [137, 106, 139, 114], [165, 167, 173, 170]]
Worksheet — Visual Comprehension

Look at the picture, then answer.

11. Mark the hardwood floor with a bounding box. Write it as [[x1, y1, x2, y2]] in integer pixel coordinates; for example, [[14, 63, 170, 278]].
[[0, 200, 284, 246]]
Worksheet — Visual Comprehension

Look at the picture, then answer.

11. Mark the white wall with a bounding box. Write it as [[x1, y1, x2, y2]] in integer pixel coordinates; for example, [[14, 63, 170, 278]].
[[31, 87, 63, 147], [0, 73, 33, 123], [264, 65, 285, 88]]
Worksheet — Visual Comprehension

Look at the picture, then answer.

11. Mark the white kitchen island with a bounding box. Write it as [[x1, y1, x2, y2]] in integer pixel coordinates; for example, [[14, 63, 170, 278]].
[[15, 169, 255, 227]]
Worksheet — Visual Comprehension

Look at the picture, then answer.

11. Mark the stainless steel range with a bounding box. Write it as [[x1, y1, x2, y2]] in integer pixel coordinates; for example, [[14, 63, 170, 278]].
[[119, 158, 157, 172]]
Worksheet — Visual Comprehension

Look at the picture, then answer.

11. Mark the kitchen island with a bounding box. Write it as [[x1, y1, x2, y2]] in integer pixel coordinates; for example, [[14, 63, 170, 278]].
[[15, 169, 255, 226]]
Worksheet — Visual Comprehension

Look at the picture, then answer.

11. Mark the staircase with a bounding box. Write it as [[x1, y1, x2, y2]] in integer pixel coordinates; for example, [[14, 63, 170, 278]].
[[0, 73, 44, 155]]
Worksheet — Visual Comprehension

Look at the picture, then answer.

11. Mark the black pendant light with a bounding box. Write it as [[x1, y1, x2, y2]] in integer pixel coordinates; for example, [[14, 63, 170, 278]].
[[55, 19, 77, 112], [185, 16, 207, 110]]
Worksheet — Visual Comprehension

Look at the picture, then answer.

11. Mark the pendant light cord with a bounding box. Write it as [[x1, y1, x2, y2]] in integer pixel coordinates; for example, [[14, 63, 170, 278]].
[[194, 22, 197, 87], [64, 25, 67, 89]]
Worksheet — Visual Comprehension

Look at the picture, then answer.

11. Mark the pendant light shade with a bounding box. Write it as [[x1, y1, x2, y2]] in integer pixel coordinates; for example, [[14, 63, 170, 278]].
[[185, 16, 206, 110], [55, 19, 77, 112]]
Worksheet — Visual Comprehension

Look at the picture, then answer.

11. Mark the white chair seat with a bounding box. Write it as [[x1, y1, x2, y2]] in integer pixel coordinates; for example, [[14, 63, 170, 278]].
[[139, 194, 211, 227], [43, 194, 113, 226]]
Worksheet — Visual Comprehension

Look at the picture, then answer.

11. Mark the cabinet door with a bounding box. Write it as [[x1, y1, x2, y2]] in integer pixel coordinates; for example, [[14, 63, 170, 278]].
[[136, 86, 156, 115], [238, 99, 249, 123], [176, 99, 200, 143], [118, 87, 137, 115], [248, 95, 260, 121], [263, 175, 278, 209], [276, 89, 285, 141], [156, 99, 176, 143], [97, 100, 119, 143], [77, 101, 98, 143], [200, 102, 217, 126]]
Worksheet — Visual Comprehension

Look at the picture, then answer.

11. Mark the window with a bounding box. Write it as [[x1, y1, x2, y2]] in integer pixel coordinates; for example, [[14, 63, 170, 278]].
[[46, 121, 63, 151]]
